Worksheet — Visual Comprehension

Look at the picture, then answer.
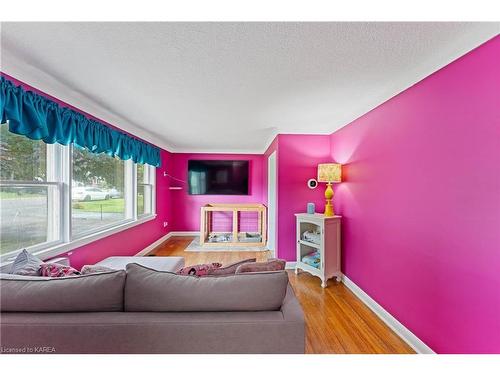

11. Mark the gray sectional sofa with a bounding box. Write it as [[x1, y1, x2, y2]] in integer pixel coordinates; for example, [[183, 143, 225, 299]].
[[0, 263, 305, 354]]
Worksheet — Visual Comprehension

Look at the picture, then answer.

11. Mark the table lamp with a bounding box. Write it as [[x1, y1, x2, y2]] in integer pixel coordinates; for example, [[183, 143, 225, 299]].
[[317, 163, 342, 216]]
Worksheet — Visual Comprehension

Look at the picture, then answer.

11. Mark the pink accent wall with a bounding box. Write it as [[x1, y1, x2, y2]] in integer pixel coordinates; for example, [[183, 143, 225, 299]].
[[329, 36, 500, 353], [262, 134, 331, 261], [169, 153, 265, 232], [0, 73, 173, 269]]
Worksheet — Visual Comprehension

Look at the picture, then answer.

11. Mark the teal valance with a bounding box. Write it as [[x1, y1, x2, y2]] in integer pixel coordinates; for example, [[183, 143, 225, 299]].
[[0, 76, 161, 167]]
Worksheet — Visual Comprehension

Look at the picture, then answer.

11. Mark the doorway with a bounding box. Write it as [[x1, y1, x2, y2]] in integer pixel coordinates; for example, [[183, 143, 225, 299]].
[[267, 151, 277, 257]]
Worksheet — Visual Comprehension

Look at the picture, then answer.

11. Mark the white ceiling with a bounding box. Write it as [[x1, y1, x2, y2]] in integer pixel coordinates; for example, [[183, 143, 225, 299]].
[[1, 22, 498, 153]]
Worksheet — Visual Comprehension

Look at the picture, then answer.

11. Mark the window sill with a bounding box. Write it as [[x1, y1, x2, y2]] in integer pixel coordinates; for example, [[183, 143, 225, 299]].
[[0, 214, 157, 265]]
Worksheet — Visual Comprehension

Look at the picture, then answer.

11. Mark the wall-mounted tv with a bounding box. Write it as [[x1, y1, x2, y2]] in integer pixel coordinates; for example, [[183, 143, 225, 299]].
[[188, 160, 249, 195]]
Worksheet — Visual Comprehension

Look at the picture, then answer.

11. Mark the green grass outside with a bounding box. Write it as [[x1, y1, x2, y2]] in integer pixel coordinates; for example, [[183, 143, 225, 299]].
[[0, 191, 45, 199], [72, 196, 144, 213], [72, 198, 125, 213], [1, 192, 145, 213]]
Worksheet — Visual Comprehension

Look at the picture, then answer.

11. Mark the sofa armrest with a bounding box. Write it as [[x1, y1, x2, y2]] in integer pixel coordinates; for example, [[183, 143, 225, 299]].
[[281, 285, 305, 323]]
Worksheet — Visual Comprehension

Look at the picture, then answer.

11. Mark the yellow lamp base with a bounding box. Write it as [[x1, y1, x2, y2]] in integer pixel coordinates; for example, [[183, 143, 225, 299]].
[[323, 182, 335, 217]]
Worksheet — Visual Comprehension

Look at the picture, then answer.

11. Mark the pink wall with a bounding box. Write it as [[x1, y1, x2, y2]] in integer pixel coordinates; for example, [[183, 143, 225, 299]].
[[0, 73, 173, 269], [169, 153, 264, 232], [329, 36, 500, 353], [272, 134, 331, 261]]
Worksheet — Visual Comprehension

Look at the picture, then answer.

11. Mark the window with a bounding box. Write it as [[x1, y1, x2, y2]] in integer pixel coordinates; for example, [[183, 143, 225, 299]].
[[137, 163, 155, 217], [0, 126, 62, 254], [71, 147, 127, 237], [0, 125, 156, 260]]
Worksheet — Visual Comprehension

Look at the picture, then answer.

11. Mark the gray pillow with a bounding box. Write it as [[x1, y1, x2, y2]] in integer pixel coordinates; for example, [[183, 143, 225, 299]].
[[124, 263, 289, 312], [0, 270, 126, 312], [208, 258, 256, 276], [235, 259, 286, 273], [9, 249, 44, 275]]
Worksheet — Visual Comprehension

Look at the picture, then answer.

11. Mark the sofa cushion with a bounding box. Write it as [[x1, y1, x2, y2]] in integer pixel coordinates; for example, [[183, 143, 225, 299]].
[[0, 270, 126, 312], [125, 263, 289, 312], [9, 249, 44, 276], [235, 259, 286, 273]]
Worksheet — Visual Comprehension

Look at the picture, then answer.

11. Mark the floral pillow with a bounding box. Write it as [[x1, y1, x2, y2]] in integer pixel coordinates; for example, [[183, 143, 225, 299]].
[[39, 263, 80, 278], [176, 262, 222, 277]]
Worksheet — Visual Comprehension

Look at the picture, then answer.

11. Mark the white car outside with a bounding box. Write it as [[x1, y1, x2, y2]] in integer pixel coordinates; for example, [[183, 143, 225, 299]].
[[107, 188, 122, 199], [72, 187, 110, 201]]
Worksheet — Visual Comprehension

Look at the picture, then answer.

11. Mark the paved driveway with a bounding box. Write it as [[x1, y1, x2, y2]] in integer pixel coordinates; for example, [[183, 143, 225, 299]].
[[1, 197, 123, 254]]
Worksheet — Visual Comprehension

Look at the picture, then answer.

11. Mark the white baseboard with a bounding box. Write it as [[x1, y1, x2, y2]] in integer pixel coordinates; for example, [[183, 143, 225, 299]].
[[285, 261, 297, 270], [134, 232, 173, 256], [341, 274, 435, 354], [168, 231, 198, 236]]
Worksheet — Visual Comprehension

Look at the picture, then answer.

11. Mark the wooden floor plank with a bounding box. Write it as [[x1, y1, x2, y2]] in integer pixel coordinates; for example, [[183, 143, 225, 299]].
[[149, 236, 415, 354]]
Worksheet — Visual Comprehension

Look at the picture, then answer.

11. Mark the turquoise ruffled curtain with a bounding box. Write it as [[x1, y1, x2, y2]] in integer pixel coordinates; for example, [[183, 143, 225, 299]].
[[0, 77, 161, 167]]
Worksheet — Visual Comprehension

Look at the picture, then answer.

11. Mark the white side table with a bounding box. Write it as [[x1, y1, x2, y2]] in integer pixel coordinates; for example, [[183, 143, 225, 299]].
[[294, 213, 341, 288]]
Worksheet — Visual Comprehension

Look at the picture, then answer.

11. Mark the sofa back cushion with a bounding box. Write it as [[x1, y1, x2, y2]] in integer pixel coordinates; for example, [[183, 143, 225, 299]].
[[124, 263, 289, 312], [0, 270, 126, 312]]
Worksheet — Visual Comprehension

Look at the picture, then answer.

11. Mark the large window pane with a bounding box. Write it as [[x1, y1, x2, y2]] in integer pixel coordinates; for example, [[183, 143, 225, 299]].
[[71, 147, 126, 237], [0, 126, 58, 254], [0, 186, 60, 254]]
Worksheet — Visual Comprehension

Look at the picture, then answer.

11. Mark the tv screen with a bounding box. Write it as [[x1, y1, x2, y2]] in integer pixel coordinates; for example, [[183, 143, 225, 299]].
[[188, 160, 249, 195]]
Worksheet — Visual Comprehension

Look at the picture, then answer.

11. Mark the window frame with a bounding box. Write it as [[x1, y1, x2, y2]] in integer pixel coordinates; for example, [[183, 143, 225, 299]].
[[136, 162, 156, 218], [0, 140, 64, 254], [0, 140, 157, 263]]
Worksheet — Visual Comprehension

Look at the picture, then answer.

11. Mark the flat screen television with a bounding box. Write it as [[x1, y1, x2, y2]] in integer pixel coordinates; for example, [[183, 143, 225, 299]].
[[188, 160, 249, 195]]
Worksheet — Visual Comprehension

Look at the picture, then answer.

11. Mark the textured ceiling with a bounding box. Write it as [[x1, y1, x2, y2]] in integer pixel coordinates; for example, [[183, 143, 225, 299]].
[[1, 22, 498, 153]]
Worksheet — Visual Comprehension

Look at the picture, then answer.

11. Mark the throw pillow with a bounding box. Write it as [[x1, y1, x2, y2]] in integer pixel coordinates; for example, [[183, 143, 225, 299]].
[[10, 249, 44, 276], [235, 259, 286, 273], [81, 264, 116, 274], [39, 263, 80, 277], [176, 262, 222, 277], [208, 258, 256, 276]]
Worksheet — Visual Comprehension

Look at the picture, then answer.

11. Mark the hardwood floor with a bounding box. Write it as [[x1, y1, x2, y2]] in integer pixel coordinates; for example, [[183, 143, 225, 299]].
[[149, 236, 415, 354]]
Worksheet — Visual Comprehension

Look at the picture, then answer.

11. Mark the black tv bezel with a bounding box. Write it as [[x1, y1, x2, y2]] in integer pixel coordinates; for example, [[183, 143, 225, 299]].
[[187, 159, 250, 195]]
